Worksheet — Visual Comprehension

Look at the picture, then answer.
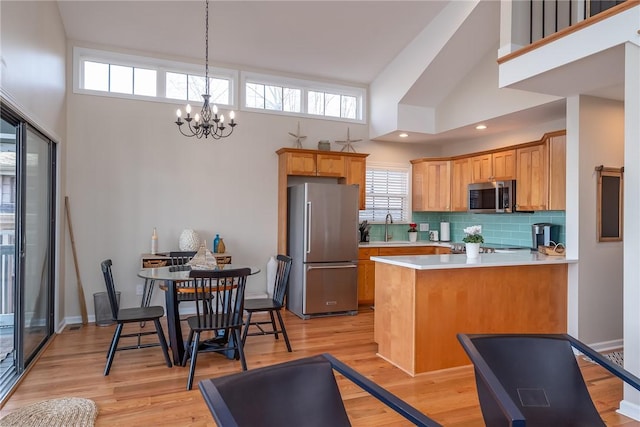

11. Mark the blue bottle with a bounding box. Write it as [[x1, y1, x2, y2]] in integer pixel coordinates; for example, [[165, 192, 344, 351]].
[[213, 234, 220, 253]]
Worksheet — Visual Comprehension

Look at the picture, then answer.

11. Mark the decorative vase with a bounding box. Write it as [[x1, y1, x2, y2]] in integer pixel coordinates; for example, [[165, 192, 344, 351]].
[[408, 231, 418, 242], [465, 242, 480, 259], [179, 229, 201, 251]]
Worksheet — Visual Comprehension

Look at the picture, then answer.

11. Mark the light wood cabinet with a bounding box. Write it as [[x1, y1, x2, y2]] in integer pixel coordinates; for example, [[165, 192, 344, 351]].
[[358, 247, 379, 305], [412, 160, 451, 211], [516, 144, 548, 211], [451, 157, 472, 211], [276, 148, 369, 253], [344, 156, 367, 210], [470, 150, 516, 183], [316, 153, 345, 177], [548, 134, 566, 210], [357, 245, 451, 305]]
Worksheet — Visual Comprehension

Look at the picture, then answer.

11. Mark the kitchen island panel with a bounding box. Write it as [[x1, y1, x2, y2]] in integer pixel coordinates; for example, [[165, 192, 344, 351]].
[[375, 262, 568, 375]]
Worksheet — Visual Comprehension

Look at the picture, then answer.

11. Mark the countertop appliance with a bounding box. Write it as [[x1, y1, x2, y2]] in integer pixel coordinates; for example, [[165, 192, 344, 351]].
[[531, 223, 559, 249], [287, 183, 359, 319], [468, 180, 516, 213]]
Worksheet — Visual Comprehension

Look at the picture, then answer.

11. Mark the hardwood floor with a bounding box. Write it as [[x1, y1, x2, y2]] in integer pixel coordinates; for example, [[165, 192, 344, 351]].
[[1, 306, 639, 426]]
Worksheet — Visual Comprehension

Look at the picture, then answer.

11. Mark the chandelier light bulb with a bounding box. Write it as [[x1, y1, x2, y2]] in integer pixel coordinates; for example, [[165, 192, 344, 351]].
[[186, 104, 192, 115], [229, 111, 235, 120], [220, 114, 225, 124], [176, 109, 181, 118], [213, 105, 218, 115], [194, 113, 200, 123]]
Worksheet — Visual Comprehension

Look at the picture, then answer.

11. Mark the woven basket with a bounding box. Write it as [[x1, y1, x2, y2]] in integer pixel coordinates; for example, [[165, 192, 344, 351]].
[[143, 259, 168, 268]]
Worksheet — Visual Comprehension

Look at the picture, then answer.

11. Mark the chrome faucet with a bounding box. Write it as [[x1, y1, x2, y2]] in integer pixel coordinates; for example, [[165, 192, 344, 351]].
[[384, 213, 393, 242]]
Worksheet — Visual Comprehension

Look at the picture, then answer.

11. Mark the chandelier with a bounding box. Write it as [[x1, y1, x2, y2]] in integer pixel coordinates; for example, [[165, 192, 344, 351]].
[[174, 0, 237, 139]]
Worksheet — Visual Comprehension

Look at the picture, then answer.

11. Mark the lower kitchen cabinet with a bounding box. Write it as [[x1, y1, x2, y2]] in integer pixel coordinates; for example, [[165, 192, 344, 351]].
[[357, 245, 451, 305]]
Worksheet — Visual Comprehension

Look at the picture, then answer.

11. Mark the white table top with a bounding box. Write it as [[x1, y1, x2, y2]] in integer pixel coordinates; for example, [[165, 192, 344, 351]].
[[370, 251, 577, 270]]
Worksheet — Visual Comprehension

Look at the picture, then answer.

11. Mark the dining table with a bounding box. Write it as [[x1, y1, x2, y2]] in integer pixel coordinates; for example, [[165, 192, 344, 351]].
[[137, 264, 260, 365]]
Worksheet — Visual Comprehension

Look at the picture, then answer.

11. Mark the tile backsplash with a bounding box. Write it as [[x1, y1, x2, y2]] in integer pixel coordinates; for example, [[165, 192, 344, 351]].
[[366, 211, 566, 247]]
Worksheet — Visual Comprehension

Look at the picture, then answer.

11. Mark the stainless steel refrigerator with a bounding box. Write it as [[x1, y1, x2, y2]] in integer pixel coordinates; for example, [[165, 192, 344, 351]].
[[287, 183, 359, 319]]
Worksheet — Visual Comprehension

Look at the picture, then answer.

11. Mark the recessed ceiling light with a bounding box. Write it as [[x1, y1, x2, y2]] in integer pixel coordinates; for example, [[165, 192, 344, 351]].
[[399, 133, 409, 138], [475, 124, 487, 130]]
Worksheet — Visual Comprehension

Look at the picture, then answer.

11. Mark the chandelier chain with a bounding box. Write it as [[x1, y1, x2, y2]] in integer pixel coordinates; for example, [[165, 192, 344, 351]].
[[205, 0, 209, 95]]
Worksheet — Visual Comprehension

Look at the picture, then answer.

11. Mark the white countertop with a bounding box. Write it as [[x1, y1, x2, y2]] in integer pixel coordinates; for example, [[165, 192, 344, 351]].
[[359, 241, 452, 248], [370, 251, 577, 270]]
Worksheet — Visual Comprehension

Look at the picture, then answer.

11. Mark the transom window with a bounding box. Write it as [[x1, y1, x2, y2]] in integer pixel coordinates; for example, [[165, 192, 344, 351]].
[[360, 164, 410, 223], [242, 72, 365, 123], [73, 47, 366, 124]]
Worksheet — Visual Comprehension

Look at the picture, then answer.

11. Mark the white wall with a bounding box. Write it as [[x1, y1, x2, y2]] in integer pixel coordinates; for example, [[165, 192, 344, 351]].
[[575, 96, 625, 345], [1, 0, 67, 326]]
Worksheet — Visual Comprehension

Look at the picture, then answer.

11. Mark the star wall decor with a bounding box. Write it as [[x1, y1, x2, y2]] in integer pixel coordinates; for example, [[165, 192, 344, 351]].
[[288, 122, 307, 148], [335, 127, 362, 153]]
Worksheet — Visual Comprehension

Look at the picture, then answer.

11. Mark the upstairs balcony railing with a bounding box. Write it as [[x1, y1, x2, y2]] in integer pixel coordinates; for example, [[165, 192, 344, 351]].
[[529, 0, 627, 43]]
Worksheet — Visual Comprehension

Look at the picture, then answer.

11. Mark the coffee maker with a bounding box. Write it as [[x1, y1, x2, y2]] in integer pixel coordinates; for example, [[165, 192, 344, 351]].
[[531, 223, 559, 249]]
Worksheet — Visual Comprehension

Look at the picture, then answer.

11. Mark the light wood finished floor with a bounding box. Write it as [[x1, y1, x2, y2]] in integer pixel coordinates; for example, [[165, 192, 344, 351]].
[[1, 307, 639, 426]]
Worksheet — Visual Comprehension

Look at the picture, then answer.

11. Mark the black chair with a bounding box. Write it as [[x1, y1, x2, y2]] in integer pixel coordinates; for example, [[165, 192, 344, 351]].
[[457, 333, 640, 427], [198, 353, 442, 427], [181, 268, 250, 390], [100, 259, 172, 376], [241, 254, 292, 352]]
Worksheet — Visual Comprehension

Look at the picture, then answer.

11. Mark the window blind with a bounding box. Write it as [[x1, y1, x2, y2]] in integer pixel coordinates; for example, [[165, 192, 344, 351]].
[[360, 166, 409, 223]]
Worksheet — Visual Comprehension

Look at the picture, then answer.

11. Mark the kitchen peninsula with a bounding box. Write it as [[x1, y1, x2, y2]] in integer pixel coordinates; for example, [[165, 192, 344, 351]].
[[372, 252, 577, 376]]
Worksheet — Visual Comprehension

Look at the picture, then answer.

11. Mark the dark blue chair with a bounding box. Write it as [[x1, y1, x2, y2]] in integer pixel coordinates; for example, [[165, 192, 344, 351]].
[[199, 353, 442, 427], [457, 333, 640, 427]]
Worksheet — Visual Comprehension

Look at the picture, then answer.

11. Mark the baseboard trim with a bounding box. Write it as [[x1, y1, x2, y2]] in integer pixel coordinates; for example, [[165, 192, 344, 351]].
[[618, 399, 640, 421], [587, 338, 623, 353]]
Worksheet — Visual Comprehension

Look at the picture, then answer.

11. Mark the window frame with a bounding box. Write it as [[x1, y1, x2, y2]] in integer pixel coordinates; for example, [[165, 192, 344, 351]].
[[73, 47, 238, 108], [241, 71, 366, 124], [360, 162, 411, 224]]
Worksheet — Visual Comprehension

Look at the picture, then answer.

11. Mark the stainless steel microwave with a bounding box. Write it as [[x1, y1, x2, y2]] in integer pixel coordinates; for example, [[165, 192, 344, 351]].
[[468, 180, 516, 213]]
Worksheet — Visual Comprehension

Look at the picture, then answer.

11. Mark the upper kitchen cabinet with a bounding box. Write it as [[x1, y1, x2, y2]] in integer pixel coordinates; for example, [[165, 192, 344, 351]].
[[548, 133, 566, 210], [515, 130, 566, 211], [470, 149, 516, 183], [276, 148, 369, 253], [451, 157, 472, 211], [411, 159, 451, 211], [343, 156, 367, 210], [516, 144, 548, 211]]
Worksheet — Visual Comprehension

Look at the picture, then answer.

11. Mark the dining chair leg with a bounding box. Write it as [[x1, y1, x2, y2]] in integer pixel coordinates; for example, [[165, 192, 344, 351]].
[[269, 311, 278, 339], [276, 310, 292, 352], [234, 329, 248, 371], [186, 332, 201, 390], [139, 279, 155, 328], [154, 319, 173, 368], [182, 330, 195, 367], [104, 323, 123, 376], [241, 312, 253, 345]]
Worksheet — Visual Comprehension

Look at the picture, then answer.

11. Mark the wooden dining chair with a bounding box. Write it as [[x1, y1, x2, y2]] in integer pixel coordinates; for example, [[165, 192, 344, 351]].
[[241, 255, 293, 351], [181, 268, 251, 390], [100, 259, 172, 376]]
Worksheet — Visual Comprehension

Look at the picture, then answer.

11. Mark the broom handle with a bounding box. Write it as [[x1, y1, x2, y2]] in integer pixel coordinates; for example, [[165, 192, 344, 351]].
[[65, 196, 88, 325]]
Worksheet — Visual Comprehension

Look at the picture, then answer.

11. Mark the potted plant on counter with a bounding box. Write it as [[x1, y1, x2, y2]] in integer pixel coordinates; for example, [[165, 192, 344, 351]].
[[408, 223, 418, 242], [462, 225, 483, 258]]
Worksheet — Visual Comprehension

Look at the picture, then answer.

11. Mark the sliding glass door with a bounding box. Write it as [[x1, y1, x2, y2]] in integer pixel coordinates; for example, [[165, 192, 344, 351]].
[[0, 105, 56, 401]]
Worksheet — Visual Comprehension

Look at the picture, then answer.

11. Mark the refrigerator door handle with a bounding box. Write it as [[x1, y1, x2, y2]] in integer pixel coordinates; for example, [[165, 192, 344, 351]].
[[307, 264, 357, 270], [306, 201, 312, 253]]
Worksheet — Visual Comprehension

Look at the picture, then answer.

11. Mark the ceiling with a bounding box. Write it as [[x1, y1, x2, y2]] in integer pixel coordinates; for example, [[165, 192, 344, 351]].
[[55, 1, 623, 146]]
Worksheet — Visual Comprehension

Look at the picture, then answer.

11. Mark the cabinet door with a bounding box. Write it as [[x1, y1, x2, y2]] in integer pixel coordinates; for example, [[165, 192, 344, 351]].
[[548, 135, 566, 210], [413, 160, 451, 212], [345, 156, 366, 210], [492, 149, 516, 181], [471, 154, 492, 183], [425, 161, 451, 211], [451, 158, 472, 211], [516, 144, 548, 210], [316, 153, 345, 177], [357, 261, 376, 305], [285, 152, 317, 176]]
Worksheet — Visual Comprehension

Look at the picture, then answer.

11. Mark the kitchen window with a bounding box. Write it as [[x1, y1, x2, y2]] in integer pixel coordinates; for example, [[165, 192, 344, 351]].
[[360, 164, 410, 223]]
